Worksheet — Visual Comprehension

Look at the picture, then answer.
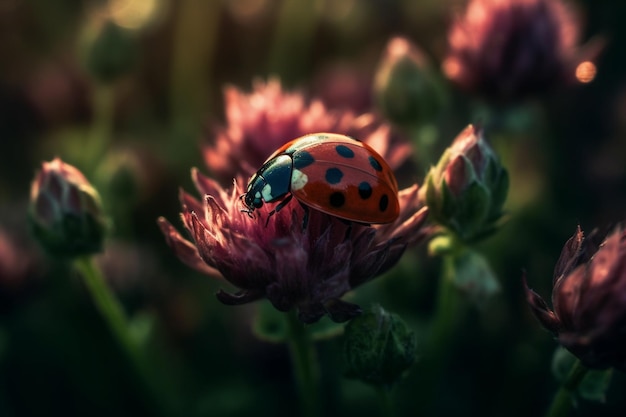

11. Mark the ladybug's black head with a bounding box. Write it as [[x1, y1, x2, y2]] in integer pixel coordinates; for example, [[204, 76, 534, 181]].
[[239, 194, 254, 218], [240, 176, 265, 217]]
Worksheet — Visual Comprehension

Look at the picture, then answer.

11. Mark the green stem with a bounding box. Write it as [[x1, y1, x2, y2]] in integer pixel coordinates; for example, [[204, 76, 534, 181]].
[[430, 254, 460, 352], [544, 359, 589, 417], [376, 386, 395, 417], [415, 249, 462, 415], [286, 311, 319, 417], [73, 257, 172, 417], [74, 256, 136, 357]]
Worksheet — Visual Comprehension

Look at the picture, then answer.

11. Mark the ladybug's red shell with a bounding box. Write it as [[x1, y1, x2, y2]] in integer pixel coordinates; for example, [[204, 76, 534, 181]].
[[243, 133, 400, 224]]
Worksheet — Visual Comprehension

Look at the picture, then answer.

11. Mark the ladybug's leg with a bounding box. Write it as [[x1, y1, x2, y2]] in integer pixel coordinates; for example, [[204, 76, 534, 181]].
[[265, 193, 293, 227], [299, 202, 310, 230], [334, 219, 369, 241], [239, 194, 255, 218]]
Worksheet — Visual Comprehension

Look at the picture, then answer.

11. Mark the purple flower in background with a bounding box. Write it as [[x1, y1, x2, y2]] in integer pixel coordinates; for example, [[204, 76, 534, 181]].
[[203, 78, 411, 183], [443, 0, 600, 101], [158, 170, 429, 324], [525, 226, 626, 371]]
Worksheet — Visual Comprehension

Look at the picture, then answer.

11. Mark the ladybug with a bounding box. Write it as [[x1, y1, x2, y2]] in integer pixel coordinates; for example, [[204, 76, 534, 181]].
[[241, 133, 400, 224]]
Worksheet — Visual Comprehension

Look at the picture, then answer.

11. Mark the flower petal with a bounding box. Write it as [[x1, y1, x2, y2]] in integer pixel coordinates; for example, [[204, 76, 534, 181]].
[[523, 275, 560, 334], [553, 225, 584, 282], [553, 264, 586, 331], [157, 217, 222, 278]]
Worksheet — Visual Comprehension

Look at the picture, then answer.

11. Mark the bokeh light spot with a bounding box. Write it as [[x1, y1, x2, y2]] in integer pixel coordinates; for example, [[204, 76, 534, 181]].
[[388, 37, 410, 59], [109, 0, 164, 30], [442, 57, 461, 80], [575, 61, 597, 84]]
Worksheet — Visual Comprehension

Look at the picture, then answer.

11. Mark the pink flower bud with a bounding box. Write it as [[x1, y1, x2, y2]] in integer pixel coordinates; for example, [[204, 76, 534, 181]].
[[422, 125, 508, 242], [29, 158, 107, 257]]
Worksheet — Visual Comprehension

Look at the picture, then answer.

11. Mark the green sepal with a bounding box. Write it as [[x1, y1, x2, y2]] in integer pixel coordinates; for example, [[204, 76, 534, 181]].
[[551, 347, 613, 403], [483, 154, 500, 188], [455, 181, 490, 240], [29, 211, 106, 258], [438, 176, 458, 223], [433, 148, 453, 177], [424, 170, 441, 215], [489, 168, 510, 220]]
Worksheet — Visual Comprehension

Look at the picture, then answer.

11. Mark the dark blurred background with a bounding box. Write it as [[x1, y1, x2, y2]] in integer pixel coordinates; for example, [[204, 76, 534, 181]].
[[1, 0, 626, 416]]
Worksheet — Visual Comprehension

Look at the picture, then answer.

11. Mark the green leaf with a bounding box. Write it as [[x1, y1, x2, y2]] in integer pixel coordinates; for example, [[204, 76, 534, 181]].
[[579, 368, 612, 403], [551, 347, 613, 403]]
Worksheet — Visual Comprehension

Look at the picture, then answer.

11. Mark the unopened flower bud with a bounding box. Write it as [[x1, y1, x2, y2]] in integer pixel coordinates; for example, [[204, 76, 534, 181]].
[[83, 20, 137, 84], [525, 226, 626, 371], [344, 304, 417, 388], [421, 125, 508, 242], [29, 158, 107, 257], [374, 37, 445, 127]]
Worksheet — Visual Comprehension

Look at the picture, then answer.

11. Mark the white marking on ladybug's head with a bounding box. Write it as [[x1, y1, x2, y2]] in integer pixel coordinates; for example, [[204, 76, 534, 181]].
[[291, 169, 308, 191], [261, 184, 273, 202]]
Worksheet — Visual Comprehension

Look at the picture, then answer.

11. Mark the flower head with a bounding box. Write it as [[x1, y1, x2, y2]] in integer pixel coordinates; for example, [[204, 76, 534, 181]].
[[203, 78, 411, 183], [443, 0, 590, 101], [525, 226, 626, 371], [158, 170, 429, 324], [421, 124, 508, 242], [29, 158, 107, 257]]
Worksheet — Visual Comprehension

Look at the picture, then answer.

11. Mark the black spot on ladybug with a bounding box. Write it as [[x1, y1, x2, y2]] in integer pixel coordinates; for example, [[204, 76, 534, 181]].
[[294, 151, 315, 169], [329, 192, 345, 208], [379, 194, 389, 212], [325, 168, 343, 184], [335, 145, 355, 158], [358, 181, 372, 199], [369, 156, 383, 172]]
